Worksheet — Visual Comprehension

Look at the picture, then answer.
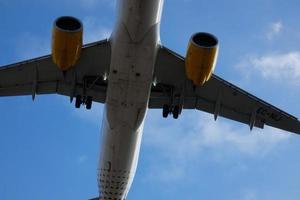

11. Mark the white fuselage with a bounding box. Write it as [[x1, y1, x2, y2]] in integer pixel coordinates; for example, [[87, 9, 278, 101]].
[[97, 0, 164, 199]]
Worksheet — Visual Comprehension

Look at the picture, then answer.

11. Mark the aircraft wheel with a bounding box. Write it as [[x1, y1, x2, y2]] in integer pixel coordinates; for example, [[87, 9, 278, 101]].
[[162, 104, 170, 118], [86, 96, 93, 110], [75, 95, 82, 108], [173, 105, 180, 119]]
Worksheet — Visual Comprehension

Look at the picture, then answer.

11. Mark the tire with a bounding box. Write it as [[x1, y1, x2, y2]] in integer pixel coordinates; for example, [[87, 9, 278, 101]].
[[75, 95, 82, 108], [173, 105, 179, 119], [162, 104, 169, 118], [86, 96, 93, 110]]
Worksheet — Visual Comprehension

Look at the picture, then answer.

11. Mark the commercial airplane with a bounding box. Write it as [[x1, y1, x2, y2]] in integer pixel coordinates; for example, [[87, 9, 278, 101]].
[[1, 0, 300, 199]]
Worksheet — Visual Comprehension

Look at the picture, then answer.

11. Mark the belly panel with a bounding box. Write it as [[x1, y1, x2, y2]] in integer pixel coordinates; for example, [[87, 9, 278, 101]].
[[97, 1, 162, 199], [98, 107, 144, 200]]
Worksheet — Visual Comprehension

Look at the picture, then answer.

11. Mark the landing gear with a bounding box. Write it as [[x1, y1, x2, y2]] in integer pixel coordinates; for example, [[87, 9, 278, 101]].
[[163, 104, 170, 118], [162, 104, 182, 119], [74, 95, 93, 110], [172, 105, 180, 119], [73, 76, 100, 110], [86, 96, 93, 110], [75, 95, 82, 108]]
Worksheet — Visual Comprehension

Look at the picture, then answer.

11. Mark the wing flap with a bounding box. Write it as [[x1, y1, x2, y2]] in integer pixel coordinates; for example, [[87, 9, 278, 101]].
[[0, 81, 57, 96]]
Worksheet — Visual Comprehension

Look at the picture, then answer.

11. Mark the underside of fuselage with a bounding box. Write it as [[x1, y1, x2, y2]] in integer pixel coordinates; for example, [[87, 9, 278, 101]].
[[97, 0, 164, 199]]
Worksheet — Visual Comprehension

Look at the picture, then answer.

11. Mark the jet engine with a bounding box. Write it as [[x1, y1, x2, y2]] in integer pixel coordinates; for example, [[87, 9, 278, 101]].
[[185, 32, 219, 86], [52, 16, 83, 71]]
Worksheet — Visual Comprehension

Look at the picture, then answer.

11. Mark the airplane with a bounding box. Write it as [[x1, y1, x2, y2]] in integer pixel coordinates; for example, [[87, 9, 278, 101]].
[[1, 0, 300, 200]]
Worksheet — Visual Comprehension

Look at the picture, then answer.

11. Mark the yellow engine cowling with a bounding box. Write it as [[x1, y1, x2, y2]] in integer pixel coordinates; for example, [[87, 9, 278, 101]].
[[185, 32, 219, 86], [52, 16, 83, 71]]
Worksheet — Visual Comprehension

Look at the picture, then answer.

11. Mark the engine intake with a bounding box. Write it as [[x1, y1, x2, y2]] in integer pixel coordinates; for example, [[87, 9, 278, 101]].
[[52, 16, 83, 71], [185, 32, 219, 86]]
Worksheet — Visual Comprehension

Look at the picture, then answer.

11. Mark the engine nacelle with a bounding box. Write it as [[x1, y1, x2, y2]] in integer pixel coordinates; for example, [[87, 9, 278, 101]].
[[185, 32, 219, 86], [52, 16, 83, 71]]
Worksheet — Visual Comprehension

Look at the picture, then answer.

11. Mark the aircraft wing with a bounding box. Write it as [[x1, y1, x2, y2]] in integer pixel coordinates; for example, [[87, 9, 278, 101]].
[[0, 39, 110, 103], [151, 45, 300, 134]]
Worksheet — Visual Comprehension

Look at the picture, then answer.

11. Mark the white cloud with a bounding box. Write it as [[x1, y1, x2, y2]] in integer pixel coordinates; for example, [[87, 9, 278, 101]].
[[143, 112, 291, 182], [80, 0, 98, 8], [64, 98, 104, 125], [54, 89, 103, 127], [79, 0, 116, 10], [147, 112, 290, 156], [199, 116, 289, 156], [266, 21, 283, 40], [83, 17, 111, 44], [78, 154, 88, 164], [240, 189, 258, 200], [14, 17, 112, 60], [12, 15, 112, 61], [54, 95, 103, 126], [15, 33, 50, 60], [237, 52, 300, 84], [16, 17, 111, 60]]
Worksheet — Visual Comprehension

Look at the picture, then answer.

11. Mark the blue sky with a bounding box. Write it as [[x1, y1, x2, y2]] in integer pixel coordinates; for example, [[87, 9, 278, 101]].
[[1, 0, 300, 199]]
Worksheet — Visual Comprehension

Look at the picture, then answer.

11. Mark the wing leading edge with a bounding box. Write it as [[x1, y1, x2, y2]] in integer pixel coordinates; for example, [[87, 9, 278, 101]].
[[151, 45, 300, 134]]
